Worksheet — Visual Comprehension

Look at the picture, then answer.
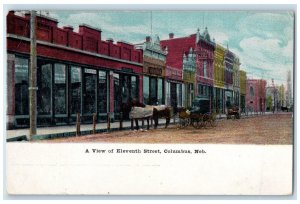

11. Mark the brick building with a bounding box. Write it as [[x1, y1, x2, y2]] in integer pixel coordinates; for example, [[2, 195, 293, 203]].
[[6, 11, 143, 128], [239, 70, 247, 112], [246, 79, 266, 112], [135, 35, 166, 105], [224, 49, 234, 108], [213, 44, 226, 113]]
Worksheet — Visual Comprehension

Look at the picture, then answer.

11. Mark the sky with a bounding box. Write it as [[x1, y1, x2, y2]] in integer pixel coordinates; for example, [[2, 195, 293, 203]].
[[46, 10, 294, 88]]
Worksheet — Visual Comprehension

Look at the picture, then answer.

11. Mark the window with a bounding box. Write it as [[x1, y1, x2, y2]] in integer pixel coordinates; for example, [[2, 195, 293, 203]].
[[114, 73, 121, 113], [98, 70, 107, 113], [250, 86, 254, 97], [157, 78, 163, 105], [143, 76, 149, 104], [70, 66, 81, 114], [15, 57, 29, 115], [54, 64, 67, 115], [131, 76, 137, 101], [84, 68, 97, 114], [203, 61, 207, 77], [37, 63, 52, 115], [149, 77, 157, 105]]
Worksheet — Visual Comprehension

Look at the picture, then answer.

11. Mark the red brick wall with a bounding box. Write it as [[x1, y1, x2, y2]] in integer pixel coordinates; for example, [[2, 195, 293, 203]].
[[7, 11, 143, 64]]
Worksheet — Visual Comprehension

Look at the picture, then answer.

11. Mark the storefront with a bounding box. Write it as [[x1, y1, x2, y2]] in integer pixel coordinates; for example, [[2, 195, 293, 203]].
[[7, 12, 143, 128], [136, 35, 166, 105], [165, 66, 183, 113]]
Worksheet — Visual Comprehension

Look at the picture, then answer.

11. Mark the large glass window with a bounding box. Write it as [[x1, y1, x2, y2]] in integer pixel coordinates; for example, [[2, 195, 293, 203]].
[[177, 83, 182, 107], [98, 70, 107, 113], [143, 76, 149, 104], [15, 57, 29, 115], [37, 63, 52, 115], [149, 77, 157, 105], [84, 68, 97, 114], [131, 76, 137, 101], [54, 64, 67, 115], [114, 73, 121, 113], [71, 66, 81, 114], [121, 75, 131, 104], [157, 78, 163, 105]]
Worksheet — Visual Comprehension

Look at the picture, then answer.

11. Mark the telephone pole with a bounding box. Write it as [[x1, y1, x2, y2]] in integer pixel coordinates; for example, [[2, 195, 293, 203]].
[[29, 10, 37, 140]]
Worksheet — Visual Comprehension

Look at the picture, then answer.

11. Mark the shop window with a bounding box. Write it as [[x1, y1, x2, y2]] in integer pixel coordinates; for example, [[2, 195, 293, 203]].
[[54, 64, 67, 115], [143, 76, 149, 104], [149, 77, 157, 105], [131, 76, 138, 101], [114, 73, 121, 113], [15, 57, 29, 115], [84, 68, 97, 114], [98, 70, 107, 113], [157, 78, 163, 105], [37, 63, 52, 115], [71, 66, 81, 114]]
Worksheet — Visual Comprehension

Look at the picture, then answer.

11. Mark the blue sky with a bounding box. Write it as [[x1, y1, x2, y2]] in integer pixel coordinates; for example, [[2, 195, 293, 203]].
[[48, 10, 294, 88]]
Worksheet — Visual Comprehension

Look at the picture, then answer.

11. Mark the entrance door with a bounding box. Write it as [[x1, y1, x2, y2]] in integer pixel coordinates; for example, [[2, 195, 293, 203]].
[[83, 69, 97, 116]]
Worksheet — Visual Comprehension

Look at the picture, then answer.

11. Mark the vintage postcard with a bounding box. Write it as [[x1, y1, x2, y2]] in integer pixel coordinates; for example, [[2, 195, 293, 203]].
[[5, 7, 294, 196]]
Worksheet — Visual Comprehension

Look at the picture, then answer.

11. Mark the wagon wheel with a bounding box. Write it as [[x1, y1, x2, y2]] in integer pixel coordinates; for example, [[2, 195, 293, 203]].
[[192, 116, 204, 129], [177, 118, 185, 128]]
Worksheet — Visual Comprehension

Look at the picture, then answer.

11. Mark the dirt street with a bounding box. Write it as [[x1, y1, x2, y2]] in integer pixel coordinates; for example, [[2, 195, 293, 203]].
[[37, 113, 293, 144]]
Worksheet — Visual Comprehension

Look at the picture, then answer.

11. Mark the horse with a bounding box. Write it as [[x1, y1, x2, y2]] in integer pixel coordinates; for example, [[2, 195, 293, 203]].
[[123, 100, 172, 130]]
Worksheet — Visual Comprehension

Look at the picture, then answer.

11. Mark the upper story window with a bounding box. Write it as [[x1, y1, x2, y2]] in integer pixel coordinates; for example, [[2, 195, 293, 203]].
[[250, 86, 254, 97], [203, 61, 207, 77]]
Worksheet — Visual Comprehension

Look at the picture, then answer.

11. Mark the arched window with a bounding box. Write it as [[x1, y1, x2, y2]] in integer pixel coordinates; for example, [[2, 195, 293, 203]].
[[250, 86, 254, 97]]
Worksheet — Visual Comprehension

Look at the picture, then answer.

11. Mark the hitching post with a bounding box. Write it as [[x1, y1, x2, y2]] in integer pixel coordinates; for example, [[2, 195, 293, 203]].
[[76, 113, 81, 136], [119, 112, 123, 130], [93, 113, 96, 134]]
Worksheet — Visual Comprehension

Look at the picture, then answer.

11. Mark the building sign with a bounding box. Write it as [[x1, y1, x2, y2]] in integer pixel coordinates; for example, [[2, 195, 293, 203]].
[[165, 66, 182, 81], [148, 67, 162, 76], [85, 68, 97, 74], [122, 67, 133, 73]]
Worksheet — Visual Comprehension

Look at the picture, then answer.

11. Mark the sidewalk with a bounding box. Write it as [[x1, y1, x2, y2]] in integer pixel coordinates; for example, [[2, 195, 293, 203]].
[[6, 112, 272, 141]]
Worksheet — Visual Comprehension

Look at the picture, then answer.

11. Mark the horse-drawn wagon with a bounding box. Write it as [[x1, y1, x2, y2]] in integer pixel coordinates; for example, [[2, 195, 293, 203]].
[[178, 97, 217, 129]]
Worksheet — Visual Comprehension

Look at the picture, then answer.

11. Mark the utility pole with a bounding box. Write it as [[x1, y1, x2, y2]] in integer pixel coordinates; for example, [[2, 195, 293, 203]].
[[29, 10, 37, 140]]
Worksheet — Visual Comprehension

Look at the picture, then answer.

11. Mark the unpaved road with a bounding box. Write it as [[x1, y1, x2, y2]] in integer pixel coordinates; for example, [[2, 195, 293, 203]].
[[37, 113, 293, 144]]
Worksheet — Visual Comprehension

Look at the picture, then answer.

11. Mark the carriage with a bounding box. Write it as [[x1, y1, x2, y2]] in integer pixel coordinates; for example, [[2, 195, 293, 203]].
[[178, 97, 217, 129], [226, 105, 240, 119]]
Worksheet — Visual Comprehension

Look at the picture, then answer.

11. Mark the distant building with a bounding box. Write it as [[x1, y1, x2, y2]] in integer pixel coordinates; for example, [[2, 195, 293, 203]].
[[246, 79, 267, 112], [239, 70, 247, 112], [224, 49, 234, 108], [233, 56, 240, 107]]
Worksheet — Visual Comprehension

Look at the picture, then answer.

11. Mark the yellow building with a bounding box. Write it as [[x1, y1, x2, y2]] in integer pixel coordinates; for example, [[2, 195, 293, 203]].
[[213, 44, 226, 113], [239, 70, 247, 112]]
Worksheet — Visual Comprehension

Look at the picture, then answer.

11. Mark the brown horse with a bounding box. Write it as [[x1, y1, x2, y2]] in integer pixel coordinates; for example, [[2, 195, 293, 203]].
[[152, 105, 172, 129]]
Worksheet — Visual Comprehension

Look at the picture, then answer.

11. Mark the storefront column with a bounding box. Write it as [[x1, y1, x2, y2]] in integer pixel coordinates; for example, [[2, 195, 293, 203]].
[[109, 71, 114, 118], [139, 75, 143, 104]]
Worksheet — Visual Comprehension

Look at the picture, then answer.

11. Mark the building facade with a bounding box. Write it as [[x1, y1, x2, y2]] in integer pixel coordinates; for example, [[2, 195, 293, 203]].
[[7, 11, 143, 128], [183, 48, 196, 108], [246, 79, 266, 112], [233, 56, 240, 107], [213, 44, 226, 114], [195, 28, 215, 112], [135, 35, 166, 105], [239, 70, 247, 113], [224, 49, 234, 109], [160, 32, 196, 112]]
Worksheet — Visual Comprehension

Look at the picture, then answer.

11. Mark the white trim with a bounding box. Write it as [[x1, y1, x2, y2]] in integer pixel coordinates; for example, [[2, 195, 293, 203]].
[[7, 34, 143, 67]]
